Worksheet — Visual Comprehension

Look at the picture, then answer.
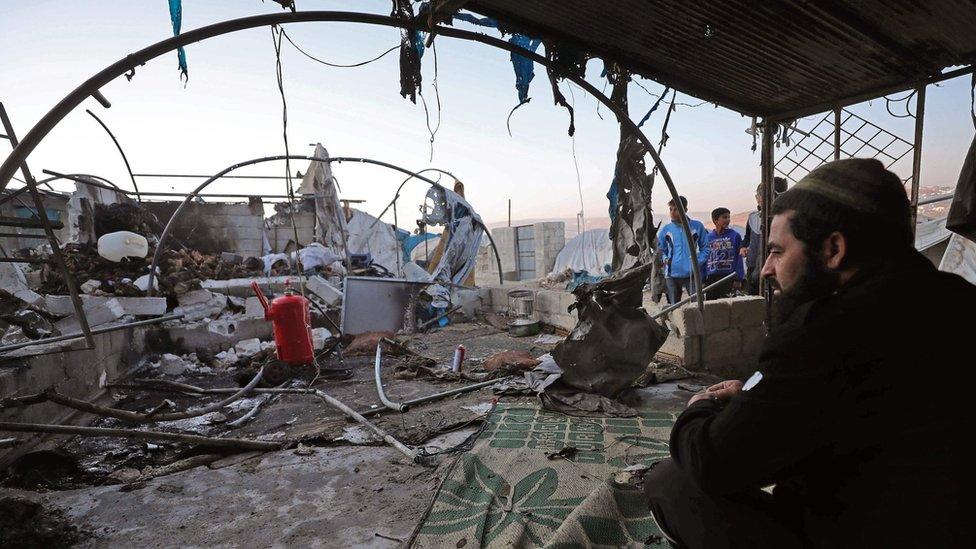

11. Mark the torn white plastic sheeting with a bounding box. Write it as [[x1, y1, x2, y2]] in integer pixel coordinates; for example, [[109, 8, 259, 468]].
[[550, 228, 614, 277], [410, 236, 441, 263], [345, 209, 401, 274], [422, 186, 484, 286], [300, 143, 349, 259], [259, 243, 344, 276], [940, 232, 976, 285]]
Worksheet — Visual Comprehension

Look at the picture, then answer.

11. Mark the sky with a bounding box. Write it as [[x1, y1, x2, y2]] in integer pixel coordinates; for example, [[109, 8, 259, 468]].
[[1, 0, 974, 229]]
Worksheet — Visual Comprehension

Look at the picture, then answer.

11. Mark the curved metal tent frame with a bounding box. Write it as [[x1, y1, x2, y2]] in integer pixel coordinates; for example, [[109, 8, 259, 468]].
[[145, 155, 505, 295], [0, 10, 705, 326]]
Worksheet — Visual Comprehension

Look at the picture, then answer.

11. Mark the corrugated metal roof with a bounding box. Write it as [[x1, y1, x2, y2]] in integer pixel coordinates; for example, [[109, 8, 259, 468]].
[[467, 0, 976, 119]]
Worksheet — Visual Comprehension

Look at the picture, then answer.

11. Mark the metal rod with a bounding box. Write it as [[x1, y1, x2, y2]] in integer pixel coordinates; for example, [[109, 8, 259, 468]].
[[910, 85, 926, 236], [917, 193, 953, 206], [0, 232, 48, 239], [0, 422, 281, 451], [833, 108, 842, 160], [0, 102, 95, 351], [760, 120, 776, 329], [311, 390, 419, 462], [0, 314, 183, 355], [374, 345, 409, 412], [418, 304, 462, 331], [361, 377, 507, 417], [90, 90, 112, 109], [0, 437, 19, 449], [85, 109, 141, 201], [651, 272, 737, 320], [134, 173, 299, 179]]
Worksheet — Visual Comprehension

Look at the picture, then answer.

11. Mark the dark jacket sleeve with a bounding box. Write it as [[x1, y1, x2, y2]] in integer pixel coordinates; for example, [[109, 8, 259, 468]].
[[669, 330, 837, 495], [742, 222, 752, 249]]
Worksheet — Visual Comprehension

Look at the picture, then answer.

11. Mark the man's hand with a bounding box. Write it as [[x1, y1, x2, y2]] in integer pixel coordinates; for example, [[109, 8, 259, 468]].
[[739, 247, 749, 257], [687, 380, 743, 407]]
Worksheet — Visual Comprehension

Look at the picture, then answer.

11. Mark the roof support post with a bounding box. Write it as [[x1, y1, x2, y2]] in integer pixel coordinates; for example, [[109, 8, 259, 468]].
[[759, 119, 776, 329], [833, 108, 842, 160], [909, 85, 926, 236]]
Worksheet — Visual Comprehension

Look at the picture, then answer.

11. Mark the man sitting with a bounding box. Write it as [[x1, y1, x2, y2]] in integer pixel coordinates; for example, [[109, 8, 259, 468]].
[[643, 158, 972, 548]]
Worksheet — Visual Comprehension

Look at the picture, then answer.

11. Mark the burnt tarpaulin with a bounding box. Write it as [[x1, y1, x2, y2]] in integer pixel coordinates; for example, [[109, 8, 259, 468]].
[[609, 136, 657, 271], [299, 144, 349, 260], [393, 0, 422, 103], [422, 185, 484, 286], [551, 263, 668, 398]]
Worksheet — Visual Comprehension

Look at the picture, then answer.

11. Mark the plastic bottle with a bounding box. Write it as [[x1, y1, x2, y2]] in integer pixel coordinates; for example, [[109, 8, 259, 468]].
[[97, 231, 149, 262]]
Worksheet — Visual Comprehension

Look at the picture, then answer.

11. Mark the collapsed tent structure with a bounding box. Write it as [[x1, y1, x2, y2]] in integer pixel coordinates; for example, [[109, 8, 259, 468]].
[[1, 1, 975, 546]]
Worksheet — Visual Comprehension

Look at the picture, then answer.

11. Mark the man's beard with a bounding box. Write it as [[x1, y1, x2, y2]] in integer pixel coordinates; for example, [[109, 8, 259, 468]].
[[770, 255, 841, 326]]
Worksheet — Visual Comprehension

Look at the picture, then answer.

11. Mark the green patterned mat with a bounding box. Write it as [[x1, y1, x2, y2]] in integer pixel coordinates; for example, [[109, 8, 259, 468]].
[[412, 404, 677, 548]]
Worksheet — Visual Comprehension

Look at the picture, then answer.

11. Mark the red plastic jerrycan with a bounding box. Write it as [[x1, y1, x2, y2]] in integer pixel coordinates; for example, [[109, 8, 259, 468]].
[[251, 281, 314, 366]]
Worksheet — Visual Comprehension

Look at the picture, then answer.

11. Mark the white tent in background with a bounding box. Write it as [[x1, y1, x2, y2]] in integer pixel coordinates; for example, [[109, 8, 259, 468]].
[[345, 209, 401, 275], [550, 228, 614, 276]]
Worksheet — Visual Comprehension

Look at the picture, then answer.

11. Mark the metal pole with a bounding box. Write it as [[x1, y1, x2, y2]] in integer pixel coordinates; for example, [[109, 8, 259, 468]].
[[508, 199, 511, 227], [85, 109, 141, 201], [651, 272, 737, 320], [0, 103, 95, 351], [760, 120, 776, 327], [0, 314, 183, 355], [910, 85, 926, 236], [360, 377, 508, 417], [833, 108, 842, 160]]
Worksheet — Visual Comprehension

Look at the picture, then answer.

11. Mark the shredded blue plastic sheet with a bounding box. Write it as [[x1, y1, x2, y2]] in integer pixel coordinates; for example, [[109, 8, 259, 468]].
[[397, 231, 439, 263], [510, 35, 543, 103], [167, 0, 188, 81], [451, 13, 539, 103]]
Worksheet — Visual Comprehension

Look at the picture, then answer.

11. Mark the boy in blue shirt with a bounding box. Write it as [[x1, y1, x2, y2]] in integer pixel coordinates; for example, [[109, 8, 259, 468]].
[[703, 207, 744, 299], [657, 196, 709, 304]]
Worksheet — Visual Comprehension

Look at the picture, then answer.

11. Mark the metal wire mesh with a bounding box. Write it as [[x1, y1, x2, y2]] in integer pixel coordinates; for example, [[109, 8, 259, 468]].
[[775, 109, 915, 184]]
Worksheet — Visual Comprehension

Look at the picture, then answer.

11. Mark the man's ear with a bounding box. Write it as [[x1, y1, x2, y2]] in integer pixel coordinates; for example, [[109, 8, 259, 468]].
[[822, 231, 847, 269]]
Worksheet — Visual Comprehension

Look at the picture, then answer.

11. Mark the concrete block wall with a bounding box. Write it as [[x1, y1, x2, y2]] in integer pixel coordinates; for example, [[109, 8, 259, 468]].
[[477, 285, 578, 332], [534, 222, 565, 278], [268, 212, 316, 253], [662, 296, 767, 379], [0, 326, 148, 468], [487, 226, 519, 281], [146, 200, 265, 257]]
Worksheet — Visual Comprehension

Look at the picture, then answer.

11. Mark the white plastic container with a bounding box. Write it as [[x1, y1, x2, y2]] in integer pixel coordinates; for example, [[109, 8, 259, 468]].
[[97, 231, 148, 262]]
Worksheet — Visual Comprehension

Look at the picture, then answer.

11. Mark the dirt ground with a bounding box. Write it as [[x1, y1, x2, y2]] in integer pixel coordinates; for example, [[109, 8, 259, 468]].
[[0, 320, 708, 547]]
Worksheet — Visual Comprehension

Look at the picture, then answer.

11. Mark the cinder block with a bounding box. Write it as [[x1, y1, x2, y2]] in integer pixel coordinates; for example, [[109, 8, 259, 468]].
[[476, 287, 492, 307], [557, 291, 577, 314], [533, 290, 560, 314], [740, 325, 767, 358], [703, 328, 742, 363], [670, 305, 705, 337], [44, 295, 167, 317], [55, 298, 125, 333], [683, 335, 702, 368], [730, 296, 767, 327], [305, 276, 342, 306], [702, 299, 732, 332]]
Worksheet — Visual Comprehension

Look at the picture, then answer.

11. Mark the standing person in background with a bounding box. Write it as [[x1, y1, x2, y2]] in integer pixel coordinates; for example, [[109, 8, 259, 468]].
[[658, 196, 708, 304], [741, 184, 765, 295], [740, 177, 785, 294], [703, 207, 744, 299]]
